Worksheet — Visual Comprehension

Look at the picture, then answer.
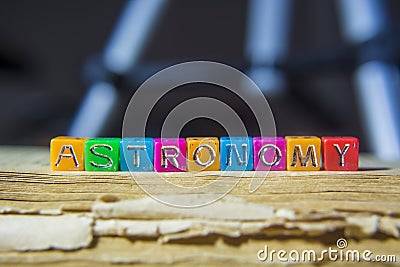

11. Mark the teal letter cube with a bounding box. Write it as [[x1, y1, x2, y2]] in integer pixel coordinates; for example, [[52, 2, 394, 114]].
[[220, 137, 253, 171], [120, 138, 154, 172], [85, 138, 120, 171]]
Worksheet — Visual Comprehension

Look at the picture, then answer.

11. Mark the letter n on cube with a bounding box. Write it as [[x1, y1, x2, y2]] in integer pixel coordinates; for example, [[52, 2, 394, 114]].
[[220, 137, 253, 171]]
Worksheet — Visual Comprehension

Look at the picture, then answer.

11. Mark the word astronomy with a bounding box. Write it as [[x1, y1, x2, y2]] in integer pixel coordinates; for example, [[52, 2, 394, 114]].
[[50, 136, 359, 172]]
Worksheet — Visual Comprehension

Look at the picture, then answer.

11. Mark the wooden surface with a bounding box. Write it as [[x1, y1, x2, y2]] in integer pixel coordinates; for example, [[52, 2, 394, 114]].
[[0, 146, 400, 266]]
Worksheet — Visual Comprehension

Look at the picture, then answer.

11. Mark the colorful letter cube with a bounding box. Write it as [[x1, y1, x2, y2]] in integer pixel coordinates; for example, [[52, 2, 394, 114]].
[[286, 136, 321, 171], [220, 137, 253, 171], [120, 138, 154, 172], [322, 137, 359, 171], [154, 138, 187, 172], [187, 137, 220, 171], [253, 137, 286, 171], [84, 138, 120, 171], [50, 136, 88, 171]]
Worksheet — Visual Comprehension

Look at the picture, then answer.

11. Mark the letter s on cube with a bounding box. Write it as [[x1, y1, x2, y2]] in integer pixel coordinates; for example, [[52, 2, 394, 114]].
[[84, 138, 120, 172], [50, 136, 88, 171], [322, 136, 359, 171], [154, 138, 187, 172], [286, 136, 321, 171]]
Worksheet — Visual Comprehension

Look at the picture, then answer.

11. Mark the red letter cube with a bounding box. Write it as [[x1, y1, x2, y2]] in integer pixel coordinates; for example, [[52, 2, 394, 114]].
[[322, 137, 359, 171]]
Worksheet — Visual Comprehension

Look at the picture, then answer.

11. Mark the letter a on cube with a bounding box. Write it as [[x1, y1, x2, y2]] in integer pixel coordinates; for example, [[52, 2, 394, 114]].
[[50, 136, 88, 171]]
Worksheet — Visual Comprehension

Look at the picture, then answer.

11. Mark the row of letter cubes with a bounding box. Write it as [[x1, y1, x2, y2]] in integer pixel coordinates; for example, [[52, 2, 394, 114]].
[[50, 136, 359, 172]]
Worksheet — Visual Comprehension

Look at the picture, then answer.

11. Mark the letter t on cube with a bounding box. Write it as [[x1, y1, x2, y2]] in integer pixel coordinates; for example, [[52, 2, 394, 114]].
[[120, 138, 154, 171]]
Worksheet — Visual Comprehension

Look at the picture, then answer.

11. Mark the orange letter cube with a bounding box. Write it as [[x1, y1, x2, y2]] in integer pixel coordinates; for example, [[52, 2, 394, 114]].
[[50, 136, 88, 171], [187, 137, 220, 171], [286, 136, 321, 171]]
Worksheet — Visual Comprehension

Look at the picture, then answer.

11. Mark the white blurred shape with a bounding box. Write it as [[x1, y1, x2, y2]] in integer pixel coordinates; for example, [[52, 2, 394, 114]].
[[355, 61, 400, 160], [103, 0, 165, 74], [68, 82, 118, 137], [337, 0, 385, 43], [245, 0, 292, 94]]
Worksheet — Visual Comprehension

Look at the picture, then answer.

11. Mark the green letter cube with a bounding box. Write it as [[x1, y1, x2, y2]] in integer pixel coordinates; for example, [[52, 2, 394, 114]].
[[85, 138, 120, 171]]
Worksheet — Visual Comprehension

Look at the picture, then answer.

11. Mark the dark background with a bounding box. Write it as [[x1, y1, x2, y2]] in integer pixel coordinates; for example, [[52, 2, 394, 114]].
[[1, 0, 399, 152]]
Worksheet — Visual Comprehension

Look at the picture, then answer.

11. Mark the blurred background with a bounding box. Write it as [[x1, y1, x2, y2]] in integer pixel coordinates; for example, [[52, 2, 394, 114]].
[[1, 0, 400, 159]]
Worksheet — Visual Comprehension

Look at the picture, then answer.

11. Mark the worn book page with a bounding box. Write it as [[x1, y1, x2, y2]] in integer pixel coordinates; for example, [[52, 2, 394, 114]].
[[0, 146, 399, 266]]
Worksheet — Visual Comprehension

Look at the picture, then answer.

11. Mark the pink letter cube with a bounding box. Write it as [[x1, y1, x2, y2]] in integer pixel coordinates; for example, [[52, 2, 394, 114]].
[[154, 138, 187, 172], [253, 137, 286, 171]]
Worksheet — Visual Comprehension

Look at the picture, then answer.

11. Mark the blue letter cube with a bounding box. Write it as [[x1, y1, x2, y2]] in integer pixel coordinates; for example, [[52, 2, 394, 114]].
[[220, 137, 253, 171], [120, 138, 154, 172]]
